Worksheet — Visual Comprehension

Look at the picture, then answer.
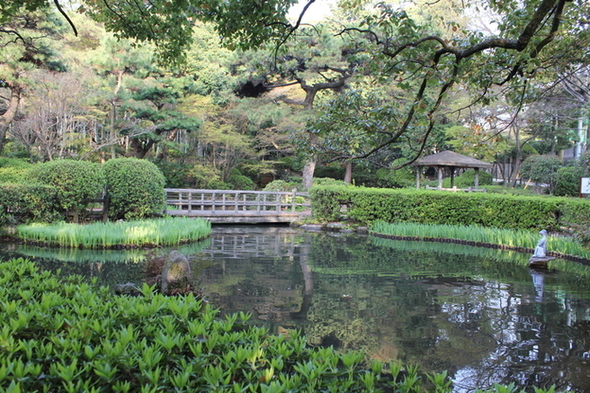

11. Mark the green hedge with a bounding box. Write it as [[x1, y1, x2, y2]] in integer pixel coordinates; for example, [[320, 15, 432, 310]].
[[27, 160, 104, 221], [0, 183, 63, 225], [310, 186, 590, 231], [104, 158, 166, 220]]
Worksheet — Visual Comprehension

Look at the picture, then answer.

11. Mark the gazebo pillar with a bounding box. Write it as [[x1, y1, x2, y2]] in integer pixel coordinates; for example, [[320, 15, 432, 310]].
[[474, 168, 480, 189], [415, 166, 421, 189], [437, 167, 443, 189], [450, 168, 455, 188]]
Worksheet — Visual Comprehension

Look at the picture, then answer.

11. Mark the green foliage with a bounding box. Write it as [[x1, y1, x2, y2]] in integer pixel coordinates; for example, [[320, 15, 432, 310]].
[[554, 166, 585, 197], [187, 162, 223, 189], [442, 170, 494, 188], [16, 217, 211, 248], [0, 184, 63, 225], [154, 161, 191, 188], [376, 167, 416, 189], [226, 169, 256, 190], [27, 160, 104, 220], [0, 258, 557, 393], [263, 180, 302, 192], [310, 186, 590, 232], [313, 177, 349, 188], [0, 158, 31, 183], [370, 221, 590, 260], [519, 154, 563, 193], [559, 199, 590, 246], [103, 158, 166, 220]]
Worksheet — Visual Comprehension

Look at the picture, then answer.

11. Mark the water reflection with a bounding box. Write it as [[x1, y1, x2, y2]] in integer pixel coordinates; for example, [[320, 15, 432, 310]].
[[3, 225, 590, 392], [197, 226, 590, 392]]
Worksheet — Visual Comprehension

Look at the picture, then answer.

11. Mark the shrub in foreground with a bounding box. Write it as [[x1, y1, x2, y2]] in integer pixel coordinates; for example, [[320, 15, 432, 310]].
[[0, 259, 557, 393]]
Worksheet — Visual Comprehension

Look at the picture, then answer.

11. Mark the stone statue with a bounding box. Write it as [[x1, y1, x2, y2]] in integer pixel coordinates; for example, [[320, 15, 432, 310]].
[[533, 229, 548, 258]]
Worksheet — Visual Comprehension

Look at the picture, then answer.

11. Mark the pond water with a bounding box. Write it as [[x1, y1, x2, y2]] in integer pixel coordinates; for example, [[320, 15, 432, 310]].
[[3, 225, 590, 392]]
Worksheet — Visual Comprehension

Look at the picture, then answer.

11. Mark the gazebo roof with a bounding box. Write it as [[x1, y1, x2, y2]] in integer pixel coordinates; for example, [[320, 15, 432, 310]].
[[413, 150, 492, 169]]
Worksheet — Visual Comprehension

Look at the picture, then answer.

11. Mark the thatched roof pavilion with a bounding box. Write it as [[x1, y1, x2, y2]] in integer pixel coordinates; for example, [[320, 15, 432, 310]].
[[412, 150, 493, 190]]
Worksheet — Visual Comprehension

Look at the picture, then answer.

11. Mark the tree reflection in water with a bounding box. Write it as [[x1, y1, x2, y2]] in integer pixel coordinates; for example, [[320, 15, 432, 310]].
[[198, 226, 590, 392], [5, 225, 590, 392]]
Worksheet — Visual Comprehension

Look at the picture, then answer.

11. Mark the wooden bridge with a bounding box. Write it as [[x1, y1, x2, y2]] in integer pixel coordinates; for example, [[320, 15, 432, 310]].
[[165, 189, 311, 224]]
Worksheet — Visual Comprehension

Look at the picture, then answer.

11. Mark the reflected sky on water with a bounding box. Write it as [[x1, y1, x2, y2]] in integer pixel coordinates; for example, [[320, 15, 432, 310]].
[[4, 225, 590, 392]]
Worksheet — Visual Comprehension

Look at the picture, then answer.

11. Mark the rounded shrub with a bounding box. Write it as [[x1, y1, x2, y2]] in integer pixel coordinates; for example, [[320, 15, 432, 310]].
[[554, 166, 585, 197], [104, 158, 166, 220], [0, 157, 31, 183], [227, 169, 256, 190], [519, 154, 562, 193], [27, 159, 104, 221], [0, 183, 62, 225]]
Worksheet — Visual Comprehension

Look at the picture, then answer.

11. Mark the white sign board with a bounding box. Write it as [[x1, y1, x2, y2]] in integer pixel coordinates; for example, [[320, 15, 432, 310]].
[[582, 177, 590, 195]]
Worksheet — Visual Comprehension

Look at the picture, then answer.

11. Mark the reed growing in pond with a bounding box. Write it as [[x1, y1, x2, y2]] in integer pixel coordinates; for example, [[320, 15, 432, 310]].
[[16, 217, 211, 248], [370, 220, 590, 261]]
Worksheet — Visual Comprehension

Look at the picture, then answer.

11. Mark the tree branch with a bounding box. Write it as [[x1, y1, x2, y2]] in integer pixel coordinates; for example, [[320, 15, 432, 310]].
[[53, 0, 78, 36]]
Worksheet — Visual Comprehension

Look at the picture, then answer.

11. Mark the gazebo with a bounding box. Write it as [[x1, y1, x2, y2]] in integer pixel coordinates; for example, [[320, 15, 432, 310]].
[[412, 150, 493, 190]]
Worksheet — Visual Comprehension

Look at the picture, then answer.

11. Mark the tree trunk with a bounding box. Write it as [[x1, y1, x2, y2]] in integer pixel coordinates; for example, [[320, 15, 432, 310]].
[[0, 82, 22, 155], [302, 161, 316, 189], [344, 161, 353, 184], [298, 75, 348, 189]]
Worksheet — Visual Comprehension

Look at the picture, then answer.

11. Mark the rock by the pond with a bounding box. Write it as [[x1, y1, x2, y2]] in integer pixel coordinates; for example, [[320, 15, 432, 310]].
[[114, 283, 142, 296], [161, 250, 194, 295]]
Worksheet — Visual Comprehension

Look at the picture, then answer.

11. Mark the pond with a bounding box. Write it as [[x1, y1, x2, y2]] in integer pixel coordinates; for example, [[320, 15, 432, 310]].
[[3, 225, 590, 392]]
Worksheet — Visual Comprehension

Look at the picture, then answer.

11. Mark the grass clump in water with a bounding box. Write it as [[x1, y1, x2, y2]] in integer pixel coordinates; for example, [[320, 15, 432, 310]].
[[16, 217, 212, 248], [370, 220, 590, 261]]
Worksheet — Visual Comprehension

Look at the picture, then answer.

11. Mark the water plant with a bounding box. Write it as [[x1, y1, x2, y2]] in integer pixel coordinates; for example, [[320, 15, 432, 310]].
[[0, 259, 558, 392], [370, 220, 590, 261], [15, 217, 212, 249]]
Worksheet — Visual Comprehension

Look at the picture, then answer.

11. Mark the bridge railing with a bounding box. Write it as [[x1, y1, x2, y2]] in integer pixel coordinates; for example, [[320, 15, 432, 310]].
[[165, 189, 311, 213]]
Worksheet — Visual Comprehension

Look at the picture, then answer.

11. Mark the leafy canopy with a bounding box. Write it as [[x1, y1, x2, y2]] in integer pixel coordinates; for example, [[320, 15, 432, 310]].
[[1, 0, 299, 64]]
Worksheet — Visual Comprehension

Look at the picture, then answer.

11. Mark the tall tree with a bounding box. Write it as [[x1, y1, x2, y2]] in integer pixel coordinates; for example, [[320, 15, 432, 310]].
[[0, 5, 67, 154], [313, 0, 588, 164]]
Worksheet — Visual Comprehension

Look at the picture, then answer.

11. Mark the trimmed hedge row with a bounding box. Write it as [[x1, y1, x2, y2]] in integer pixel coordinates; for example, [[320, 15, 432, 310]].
[[310, 186, 590, 231], [0, 158, 167, 226], [0, 184, 63, 225], [27, 160, 104, 221]]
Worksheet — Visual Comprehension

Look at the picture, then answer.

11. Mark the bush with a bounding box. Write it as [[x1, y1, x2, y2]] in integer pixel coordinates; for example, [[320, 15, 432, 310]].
[[226, 168, 256, 190], [186, 162, 222, 189], [155, 161, 191, 188], [554, 166, 585, 197], [27, 159, 104, 221], [376, 167, 415, 188], [103, 158, 166, 220], [309, 186, 590, 231], [519, 154, 563, 193], [0, 183, 62, 226], [453, 169, 493, 188], [264, 179, 302, 192], [0, 157, 31, 183]]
